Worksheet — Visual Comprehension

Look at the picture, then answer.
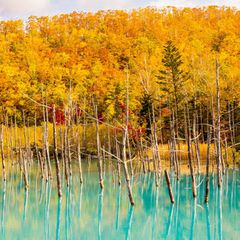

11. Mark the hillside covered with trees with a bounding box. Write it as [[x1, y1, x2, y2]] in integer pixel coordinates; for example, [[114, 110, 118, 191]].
[[0, 7, 240, 235], [0, 6, 240, 142]]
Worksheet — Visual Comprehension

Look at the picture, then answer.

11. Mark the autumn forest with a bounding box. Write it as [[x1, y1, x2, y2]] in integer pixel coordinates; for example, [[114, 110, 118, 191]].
[[0, 6, 240, 239], [0, 6, 239, 126]]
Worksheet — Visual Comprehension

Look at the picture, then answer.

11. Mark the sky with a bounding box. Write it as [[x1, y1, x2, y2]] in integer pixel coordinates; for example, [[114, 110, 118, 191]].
[[0, 0, 239, 19]]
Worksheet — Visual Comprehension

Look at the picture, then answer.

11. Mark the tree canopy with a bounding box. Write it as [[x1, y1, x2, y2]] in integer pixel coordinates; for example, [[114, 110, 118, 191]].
[[0, 6, 239, 129]]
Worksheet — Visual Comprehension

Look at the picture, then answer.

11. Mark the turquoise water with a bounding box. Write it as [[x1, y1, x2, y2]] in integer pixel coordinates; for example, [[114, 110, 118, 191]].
[[0, 164, 239, 240]]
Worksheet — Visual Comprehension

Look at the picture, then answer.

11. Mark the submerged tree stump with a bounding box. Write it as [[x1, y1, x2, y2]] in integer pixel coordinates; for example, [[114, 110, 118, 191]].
[[164, 170, 174, 204]]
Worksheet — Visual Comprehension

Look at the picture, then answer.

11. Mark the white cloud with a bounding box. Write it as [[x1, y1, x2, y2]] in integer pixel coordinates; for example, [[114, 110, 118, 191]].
[[149, 0, 240, 8], [0, 0, 50, 18], [76, 0, 135, 11], [0, 0, 239, 19], [0, 0, 138, 19]]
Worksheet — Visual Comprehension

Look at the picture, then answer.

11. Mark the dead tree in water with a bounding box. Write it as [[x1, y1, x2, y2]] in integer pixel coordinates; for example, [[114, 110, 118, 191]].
[[0, 124, 6, 181], [38, 151, 44, 179], [22, 151, 29, 190], [93, 98, 104, 189], [215, 60, 222, 187], [139, 136, 146, 174], [41, 86, 52, 180], [122, 126, 135, 205], [186, 104, 197, 198], [123, 67, 134, 205], [127, 132, 133, 176], [53, 105, 62, 198], [63, 111, 69, 186], [107, 124, 112, 173], [4, 115, 10, 167], [44, 97, 52, 179], [22, 110, 28, 153], [151, 104, 160, 186], [115, 136, 121, 186], [171, 110, 179, 180], [14, 110, 19, 168], [164, 170, 174, 204], [224, 137, 229, 168], [34, 113, 40, 171], [77, 133, 83, 184], [152, 104, 161, 180], [205, 125, 212, 203], [10, 117, 14, 167], [228, 101, 236, 168], [66, 114, 72, 177], [18, 128, 23, 173], [150, 134, 159, 187], [193, 100, 201, 174]]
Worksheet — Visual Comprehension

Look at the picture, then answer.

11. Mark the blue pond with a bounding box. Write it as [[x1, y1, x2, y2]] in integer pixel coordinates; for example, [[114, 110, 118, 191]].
[[0, 164, 239, 240]]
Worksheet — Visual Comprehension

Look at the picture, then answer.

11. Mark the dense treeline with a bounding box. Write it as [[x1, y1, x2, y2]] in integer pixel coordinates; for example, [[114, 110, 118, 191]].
[[0, 6, 240, 143], [0, 6, 240, 205]]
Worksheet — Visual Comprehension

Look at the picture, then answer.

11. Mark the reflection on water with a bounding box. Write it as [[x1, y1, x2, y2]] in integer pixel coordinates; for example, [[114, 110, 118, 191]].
[[56, 198, 61, 240], [98, 189, 103, 240], [0, 166, 239, 240]]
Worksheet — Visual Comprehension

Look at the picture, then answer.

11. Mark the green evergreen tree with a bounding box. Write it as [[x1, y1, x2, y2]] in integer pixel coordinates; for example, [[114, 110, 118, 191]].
[[158, 40, 188, 103], [139, 93, 154, 136], [158, 40, 189, 136]]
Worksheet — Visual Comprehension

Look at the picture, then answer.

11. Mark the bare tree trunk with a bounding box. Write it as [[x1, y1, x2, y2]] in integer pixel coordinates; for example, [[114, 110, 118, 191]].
[[152, 104, 161, 179], [205, 125, 212, 203], [102, 144, 106, 176], [200, 104, 205, 143], [64, 112, 69, 186], [171, 111, 179, 179], [27, 118, 32, 165], [215, 59, 222, 188], [107, 124, 112, 173], [83, 96, 87, 153], [77, 133, 83, 184], [224, 137, 229, 168], [164, 170, 174, 204], [5, 115, 10, 168], [123, 67, 134, 205], [38, 151, 44, 179], [14, 110, 19, 168], [127, 133, 133, 176], [231, 101, 236, 169], [0, 124, 6, 181], [53, 105, 62, 198], [18, 129, 23, 173], [10, 117, 14, 167], [140, 136, 146, 174], [22, 150, 29, 190], [34, 113, 40, 170], [67, 122, 72, 177], [173, 97, 180, 179], [93, 99, 104, 189], [122, 127, 134, 205], [193, 101, 201, 174], [228, 101, 235, 168], [22, 110, 27, 151], [115, 137, 121, 186], [59, 127, 65, 176], [45, 97, 52, 179], [150, 134, 159, 187], [41, 86, 50, 180], [186, 104, 197, 198]]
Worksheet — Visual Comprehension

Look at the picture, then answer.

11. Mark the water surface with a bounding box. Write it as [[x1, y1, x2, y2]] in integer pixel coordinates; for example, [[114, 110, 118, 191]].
[[0, 164, 239, 239]]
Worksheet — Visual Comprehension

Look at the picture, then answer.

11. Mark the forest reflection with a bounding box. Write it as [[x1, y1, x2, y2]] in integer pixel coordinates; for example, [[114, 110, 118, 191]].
[[0, 166, 239, 240]]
